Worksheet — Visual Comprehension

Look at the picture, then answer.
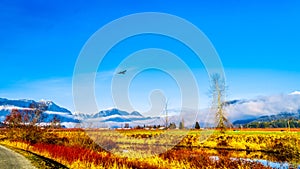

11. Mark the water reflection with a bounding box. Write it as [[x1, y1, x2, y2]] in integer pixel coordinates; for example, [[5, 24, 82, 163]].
[[176, 147, 300, 168]]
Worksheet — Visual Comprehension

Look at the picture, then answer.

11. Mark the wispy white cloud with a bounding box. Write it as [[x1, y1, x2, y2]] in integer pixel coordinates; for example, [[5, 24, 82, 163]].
[[166, 92, 300, 126], [290, 91, 300, 95], [226, 92, 300, 121]]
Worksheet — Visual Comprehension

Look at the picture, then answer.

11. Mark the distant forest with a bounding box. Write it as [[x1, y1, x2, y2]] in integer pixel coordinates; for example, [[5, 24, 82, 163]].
[[243, 119, 300, 128]]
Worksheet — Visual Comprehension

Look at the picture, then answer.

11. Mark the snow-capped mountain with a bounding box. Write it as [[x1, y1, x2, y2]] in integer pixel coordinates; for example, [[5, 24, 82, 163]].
[[77, 108, 151, 123], [0, 98, 79, 127], [2, 91, 299, 128], [77, 107, 204, 129], [0, 98, 163, 128]]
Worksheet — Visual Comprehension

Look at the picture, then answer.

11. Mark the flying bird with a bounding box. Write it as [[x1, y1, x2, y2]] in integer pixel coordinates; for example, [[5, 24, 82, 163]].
[[117, 70, 127, 75]]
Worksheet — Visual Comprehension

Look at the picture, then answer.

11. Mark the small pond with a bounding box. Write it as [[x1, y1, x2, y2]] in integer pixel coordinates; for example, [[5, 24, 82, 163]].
[[180, 147, 300, 169]]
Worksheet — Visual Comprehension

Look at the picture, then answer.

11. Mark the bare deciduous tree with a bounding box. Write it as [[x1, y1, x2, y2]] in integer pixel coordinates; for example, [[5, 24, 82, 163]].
[[165, 100, 169, 129], [210, 73, 230, 133]]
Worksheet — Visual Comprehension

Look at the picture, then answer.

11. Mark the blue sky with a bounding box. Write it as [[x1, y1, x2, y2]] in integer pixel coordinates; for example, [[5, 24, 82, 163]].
[[0, 0, 300, 113]]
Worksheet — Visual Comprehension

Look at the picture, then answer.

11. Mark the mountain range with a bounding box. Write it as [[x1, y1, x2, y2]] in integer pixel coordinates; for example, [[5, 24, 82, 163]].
[[0, 98, 79, 127], [0, 98, 159, 128], [76, 108, 152, 123], [232, 111, 300, 126], [1, 92, 300, 128]]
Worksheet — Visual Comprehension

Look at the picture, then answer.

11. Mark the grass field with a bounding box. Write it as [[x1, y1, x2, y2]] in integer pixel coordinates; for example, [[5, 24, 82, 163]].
[[0, 128, 299, 168]]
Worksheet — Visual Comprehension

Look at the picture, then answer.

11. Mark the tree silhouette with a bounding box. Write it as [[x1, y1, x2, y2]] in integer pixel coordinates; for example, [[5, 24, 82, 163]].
[[195, 121, 201, 129], [169, 122, 176, 129], [179, 118, 185, 129]]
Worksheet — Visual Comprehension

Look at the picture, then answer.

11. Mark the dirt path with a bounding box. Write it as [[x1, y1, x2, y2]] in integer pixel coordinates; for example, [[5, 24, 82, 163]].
[[0, 145, 36, 169]]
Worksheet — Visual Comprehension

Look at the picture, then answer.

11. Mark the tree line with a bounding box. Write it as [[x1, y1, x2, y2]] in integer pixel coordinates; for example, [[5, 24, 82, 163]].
[[133, 121, 202, 130], [244, 119, 300, 128]]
